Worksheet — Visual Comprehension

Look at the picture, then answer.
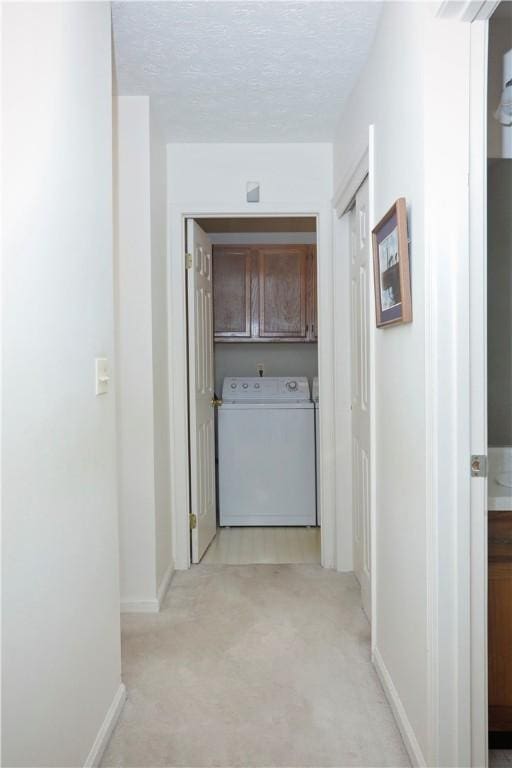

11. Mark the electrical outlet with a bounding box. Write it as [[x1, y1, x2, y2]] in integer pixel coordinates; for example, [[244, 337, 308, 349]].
[[256, 362, 265, 377]]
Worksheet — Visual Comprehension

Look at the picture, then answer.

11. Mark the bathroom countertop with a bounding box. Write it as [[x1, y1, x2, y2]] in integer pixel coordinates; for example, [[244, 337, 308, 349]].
[[488, 475, 512, 511]]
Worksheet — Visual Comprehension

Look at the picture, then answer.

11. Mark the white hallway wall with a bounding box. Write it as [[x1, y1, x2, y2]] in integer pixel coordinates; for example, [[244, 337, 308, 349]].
[[334, 3, 472, 765], [2, 4, 123, 766], [167, 144, 333, 205], [116, 95, 172, 610], [150, 101, 173, 596]]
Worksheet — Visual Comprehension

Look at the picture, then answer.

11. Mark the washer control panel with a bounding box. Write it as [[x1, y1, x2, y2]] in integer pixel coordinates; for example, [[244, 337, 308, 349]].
[[222, 376, 310, 402]]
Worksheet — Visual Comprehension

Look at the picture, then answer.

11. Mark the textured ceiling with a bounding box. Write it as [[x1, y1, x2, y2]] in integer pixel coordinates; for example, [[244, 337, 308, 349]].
[[112, 1, 382, 142]]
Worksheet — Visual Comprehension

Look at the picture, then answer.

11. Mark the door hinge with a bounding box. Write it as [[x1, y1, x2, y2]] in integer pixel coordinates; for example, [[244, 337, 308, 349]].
[[186, 252, 193, 269], [471, 454, 488, 478], [189, 513, 197, 530]]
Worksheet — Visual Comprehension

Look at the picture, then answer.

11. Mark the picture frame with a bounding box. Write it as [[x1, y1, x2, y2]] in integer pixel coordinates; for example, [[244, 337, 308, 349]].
[[371, 197, 412, 328]]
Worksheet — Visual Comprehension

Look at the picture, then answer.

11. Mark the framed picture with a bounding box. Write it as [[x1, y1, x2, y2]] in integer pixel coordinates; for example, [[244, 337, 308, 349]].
[[371, 197, 412, 328]]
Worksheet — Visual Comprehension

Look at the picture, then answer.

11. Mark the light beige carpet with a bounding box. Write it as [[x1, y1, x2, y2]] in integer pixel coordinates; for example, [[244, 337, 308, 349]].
[[102, 565, 410, 768]]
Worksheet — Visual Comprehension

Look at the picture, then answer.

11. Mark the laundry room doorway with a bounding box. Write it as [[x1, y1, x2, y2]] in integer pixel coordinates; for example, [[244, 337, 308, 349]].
[[185, 215, 321, 565]]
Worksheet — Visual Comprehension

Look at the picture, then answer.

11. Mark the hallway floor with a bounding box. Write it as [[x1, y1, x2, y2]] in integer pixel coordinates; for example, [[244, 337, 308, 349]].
[[201, 526, 321, 564], [102, 565, 409, 767]]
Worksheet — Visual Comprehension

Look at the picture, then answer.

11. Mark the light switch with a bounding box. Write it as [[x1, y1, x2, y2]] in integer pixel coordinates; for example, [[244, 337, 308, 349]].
[[95, 358, 109, 396]]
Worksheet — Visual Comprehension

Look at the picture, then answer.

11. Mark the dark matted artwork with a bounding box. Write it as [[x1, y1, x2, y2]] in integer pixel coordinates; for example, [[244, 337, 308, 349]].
[[371, 198, 412, 328]]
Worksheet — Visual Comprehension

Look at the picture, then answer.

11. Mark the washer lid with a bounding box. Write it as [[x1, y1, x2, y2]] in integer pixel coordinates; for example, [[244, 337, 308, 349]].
[[219, 400, 314, 410], [222, 376, 310, 403]]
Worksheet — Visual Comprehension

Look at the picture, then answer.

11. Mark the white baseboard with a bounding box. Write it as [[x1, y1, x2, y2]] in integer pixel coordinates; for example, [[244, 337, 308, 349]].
[[120, 599, 159, 613], [84, 683, 126, 768], [120, 562, 175, 614], [373, 647, 427, 768]]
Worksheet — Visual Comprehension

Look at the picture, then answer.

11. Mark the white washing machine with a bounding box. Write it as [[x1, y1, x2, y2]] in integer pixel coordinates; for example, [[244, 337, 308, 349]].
[[218, 376, 315, 526], [312, 376, 320, 525]]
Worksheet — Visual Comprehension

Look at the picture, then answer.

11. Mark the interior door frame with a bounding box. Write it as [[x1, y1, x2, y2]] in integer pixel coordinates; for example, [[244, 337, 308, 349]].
[[436, 3, 494, 766], [333, 128, 376, 641], [469, 15, 492, 768], [168, 204, 338, 571]]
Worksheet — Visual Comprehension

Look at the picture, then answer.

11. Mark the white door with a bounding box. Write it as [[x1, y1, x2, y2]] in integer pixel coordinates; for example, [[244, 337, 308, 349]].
[[187, 219, 217, 563], [350, 179, 371, 619]]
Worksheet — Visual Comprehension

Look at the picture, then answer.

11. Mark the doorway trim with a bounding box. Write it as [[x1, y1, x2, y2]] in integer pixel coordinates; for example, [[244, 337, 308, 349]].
[[332, 126, 376, 639], [434, 4, 492, 766], [167, 203, 336, 571], [468, 20, 489, 766]]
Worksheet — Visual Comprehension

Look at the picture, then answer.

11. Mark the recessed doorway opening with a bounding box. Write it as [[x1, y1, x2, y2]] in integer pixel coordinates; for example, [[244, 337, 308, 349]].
[[186, 215, 321, 566]]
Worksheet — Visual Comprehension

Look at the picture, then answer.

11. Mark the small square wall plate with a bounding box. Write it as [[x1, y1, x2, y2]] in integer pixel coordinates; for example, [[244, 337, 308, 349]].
[[246, 182, 260, 203]]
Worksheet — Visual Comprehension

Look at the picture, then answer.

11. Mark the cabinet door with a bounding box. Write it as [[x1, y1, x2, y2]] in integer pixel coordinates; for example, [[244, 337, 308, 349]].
[[308, 246, 318, 341], [258, 246, 308, 340], [489, 510, 512, 732], [213, 246, 252, 339]]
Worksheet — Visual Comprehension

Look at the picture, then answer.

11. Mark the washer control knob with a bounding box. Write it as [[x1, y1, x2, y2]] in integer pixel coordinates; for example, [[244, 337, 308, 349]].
[[254, 383, 260, 389], [287, 380, 298, 391], [230, 383, 237, 389], [242, 383, 249, 389]]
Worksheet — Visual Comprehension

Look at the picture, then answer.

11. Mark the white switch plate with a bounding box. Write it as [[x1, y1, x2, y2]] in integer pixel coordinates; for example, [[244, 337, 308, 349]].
[[256, 362, 265, 376], [95, 358, 109, 396]]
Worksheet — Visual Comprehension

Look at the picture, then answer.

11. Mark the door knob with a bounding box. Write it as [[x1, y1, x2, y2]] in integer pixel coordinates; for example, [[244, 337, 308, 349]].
[[211, 398, 223, 407]]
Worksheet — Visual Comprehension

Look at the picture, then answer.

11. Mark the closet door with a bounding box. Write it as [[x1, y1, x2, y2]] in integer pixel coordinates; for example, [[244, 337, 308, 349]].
[[258, 245, 308, 340], [350, 178, 371, 621], [213, 246, 252, 339]]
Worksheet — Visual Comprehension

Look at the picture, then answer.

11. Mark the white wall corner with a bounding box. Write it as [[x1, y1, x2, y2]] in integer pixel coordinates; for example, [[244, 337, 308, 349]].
[[120, 563, 174, 614], [373, 649, 427, 768], [83, 683, 127, 768], [157, 561, 175, 609]]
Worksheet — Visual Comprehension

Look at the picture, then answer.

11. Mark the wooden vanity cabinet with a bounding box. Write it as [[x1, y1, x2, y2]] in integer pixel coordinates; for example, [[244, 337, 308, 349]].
[[213, 244, 317, 343], [488, 510, 512, 734]]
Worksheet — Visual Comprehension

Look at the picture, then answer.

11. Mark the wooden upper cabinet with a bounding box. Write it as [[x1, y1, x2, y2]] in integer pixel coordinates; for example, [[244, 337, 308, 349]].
[[213, 244, 317, 342], [258, 246, 308, 340], [212, 247, 252, 338]]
